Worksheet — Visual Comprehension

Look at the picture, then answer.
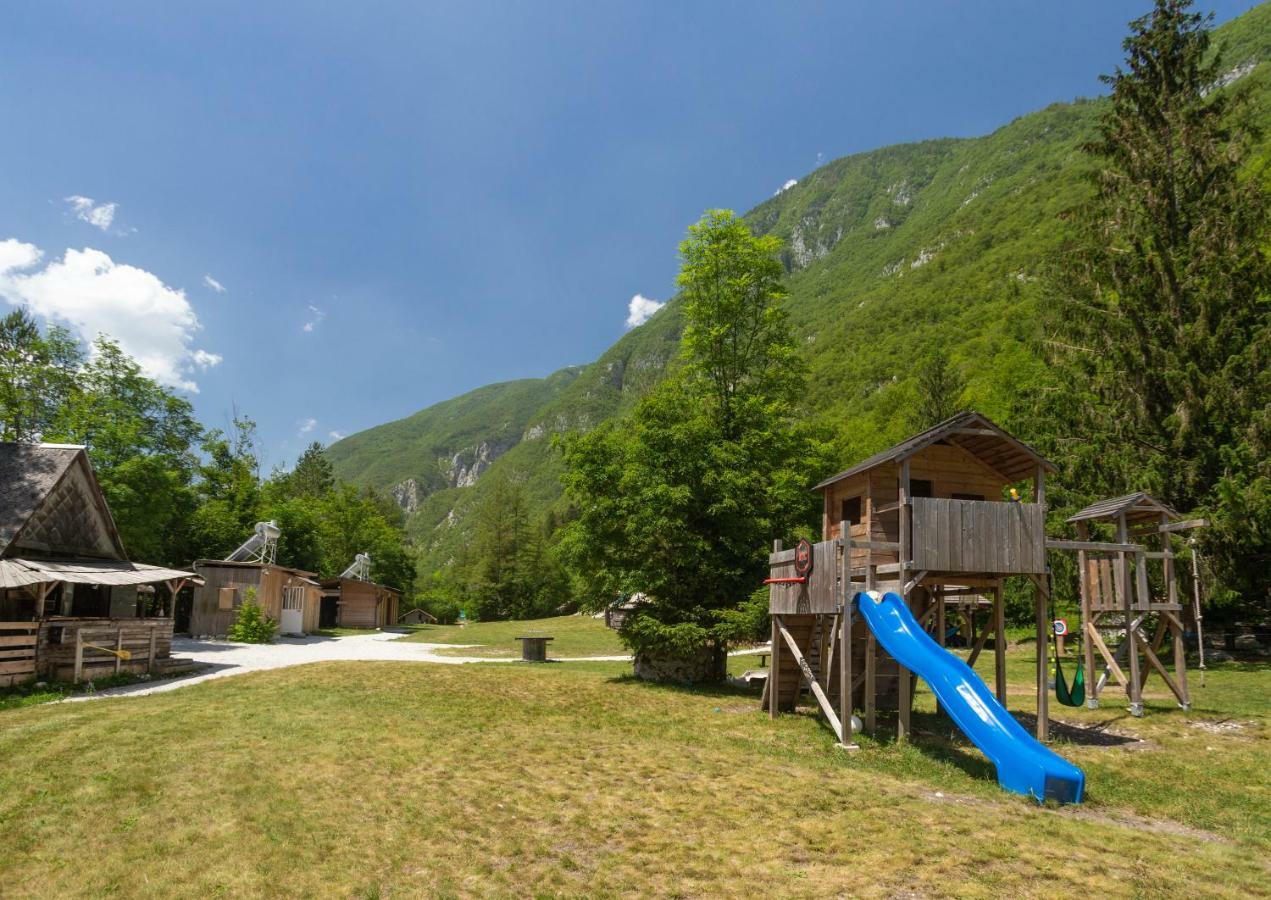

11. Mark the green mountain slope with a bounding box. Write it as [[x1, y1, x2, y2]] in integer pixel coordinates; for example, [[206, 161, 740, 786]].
[[329, 3, 1271, 584], [326, 367, 582, 508]]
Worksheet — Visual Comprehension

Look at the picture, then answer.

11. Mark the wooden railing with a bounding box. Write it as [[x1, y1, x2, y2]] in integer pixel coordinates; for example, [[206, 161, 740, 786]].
[[910, 498, 1046, 575]]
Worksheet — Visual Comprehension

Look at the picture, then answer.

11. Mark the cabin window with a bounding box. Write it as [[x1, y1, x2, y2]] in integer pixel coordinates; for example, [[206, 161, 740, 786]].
[[952, 492, 986, 502], [910, 479, 934, 498], [218, 586, 237, 611], [839, 496, 863, 526]]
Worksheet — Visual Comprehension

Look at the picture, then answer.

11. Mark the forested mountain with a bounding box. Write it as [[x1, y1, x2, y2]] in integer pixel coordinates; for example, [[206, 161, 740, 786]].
[[328, 3, 1271, 592]]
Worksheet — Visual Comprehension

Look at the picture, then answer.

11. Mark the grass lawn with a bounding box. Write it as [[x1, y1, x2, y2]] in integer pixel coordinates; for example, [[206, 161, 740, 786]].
[[0, 647, 1267, 898], [395, 613, 627, 659]]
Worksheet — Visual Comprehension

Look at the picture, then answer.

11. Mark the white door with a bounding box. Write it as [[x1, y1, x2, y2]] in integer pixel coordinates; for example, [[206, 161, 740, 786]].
[[280, 586, 305, 635]]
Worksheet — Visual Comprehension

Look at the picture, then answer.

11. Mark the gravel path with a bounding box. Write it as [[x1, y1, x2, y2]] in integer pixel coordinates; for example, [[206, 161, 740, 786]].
[[62, 631, 769, 702]]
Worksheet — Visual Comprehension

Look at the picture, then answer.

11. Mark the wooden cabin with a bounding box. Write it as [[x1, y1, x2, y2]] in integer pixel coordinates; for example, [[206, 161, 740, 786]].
[[319, 577, 401, 630], [397, 607, 436, 626], [766, 412, 1059, 744], [189, 560, 321, 637], [0, 442, 197, 684]]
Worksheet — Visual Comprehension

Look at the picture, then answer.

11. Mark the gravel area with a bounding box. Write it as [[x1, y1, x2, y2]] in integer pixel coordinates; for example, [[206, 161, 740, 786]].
[[62, 632, 769, 701]]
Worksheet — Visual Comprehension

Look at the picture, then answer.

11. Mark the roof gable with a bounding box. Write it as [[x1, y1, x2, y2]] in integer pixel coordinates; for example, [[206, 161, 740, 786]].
[[814, 411, 1056, 492], [1067, 492, 1180, 525], [0, 443, 127, 560]]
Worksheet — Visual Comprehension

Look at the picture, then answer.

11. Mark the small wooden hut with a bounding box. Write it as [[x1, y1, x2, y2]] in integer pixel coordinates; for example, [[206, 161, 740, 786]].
[[766, 412, 1058, 743], [397, 607, 436, 626], [319, 577, 401, 629], [189, 560, 322, 637], [0, 442, 198, 684]]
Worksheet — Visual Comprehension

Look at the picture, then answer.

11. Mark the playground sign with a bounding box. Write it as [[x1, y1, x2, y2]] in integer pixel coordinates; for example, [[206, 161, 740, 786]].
[[1052, 619, 1068, 637], [794, 538, 814, 577]]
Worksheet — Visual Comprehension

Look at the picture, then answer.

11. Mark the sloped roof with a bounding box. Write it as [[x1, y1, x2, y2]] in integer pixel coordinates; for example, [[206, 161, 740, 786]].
[[0, 557, 199, 590], [319, 576, 403, 595], [1067, 492, 1180, 525], [0, 443, 126, 559], [813, 411, 1056, 491]]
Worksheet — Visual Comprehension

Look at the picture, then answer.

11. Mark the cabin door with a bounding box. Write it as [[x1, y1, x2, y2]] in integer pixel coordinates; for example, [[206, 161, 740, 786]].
[[280, 586, 305, 635]]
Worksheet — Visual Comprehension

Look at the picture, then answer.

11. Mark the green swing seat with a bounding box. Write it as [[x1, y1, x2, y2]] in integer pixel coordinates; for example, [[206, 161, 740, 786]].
[[1055, 653, 1085, 707]]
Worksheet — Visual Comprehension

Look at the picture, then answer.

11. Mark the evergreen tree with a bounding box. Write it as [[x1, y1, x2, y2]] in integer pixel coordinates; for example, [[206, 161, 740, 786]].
[[560, 210, 824, 682], [0, 310, 81, 442], [1044, 0, 1270, 610], [911, 351, 966, 430]]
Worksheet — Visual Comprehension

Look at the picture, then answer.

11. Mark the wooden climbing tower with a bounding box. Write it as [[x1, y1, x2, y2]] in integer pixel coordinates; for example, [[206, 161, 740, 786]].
[[766, 412, 1058, 744], [1064, 493, 1204, 715]]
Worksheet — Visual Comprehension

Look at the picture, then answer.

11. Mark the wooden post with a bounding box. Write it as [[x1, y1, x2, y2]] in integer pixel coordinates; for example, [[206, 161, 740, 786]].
[[1162, 514, 1189, 709], [114, 628, 123, 675], [148, 624, 157, 674], [896, 461, 912, 742], [1118, 513, 1143, 716], [933, 585, 945, 717], [73, 628, 83, 685], [1034, 574, 1049, 742], [840, 520, 854, 747], [769, 540, 782, 717], [993, 581, 1007, 706], [1077, 522, 1098, 708]]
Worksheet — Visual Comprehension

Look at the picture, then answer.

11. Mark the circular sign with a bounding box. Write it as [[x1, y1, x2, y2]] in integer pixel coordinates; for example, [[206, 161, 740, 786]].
[[794, 538, 815, 578], [1052, 619, 1068, 637]]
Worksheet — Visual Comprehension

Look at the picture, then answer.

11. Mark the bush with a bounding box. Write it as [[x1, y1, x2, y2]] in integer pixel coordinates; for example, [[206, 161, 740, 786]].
[[227, 588, 277, 643], [423, 597, 461, 625]]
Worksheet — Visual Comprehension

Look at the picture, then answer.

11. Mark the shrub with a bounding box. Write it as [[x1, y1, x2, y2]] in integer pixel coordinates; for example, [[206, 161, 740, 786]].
[[227, 588, 277, 643]]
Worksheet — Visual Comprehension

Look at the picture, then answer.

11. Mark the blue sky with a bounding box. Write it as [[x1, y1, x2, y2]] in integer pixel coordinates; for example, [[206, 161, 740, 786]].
[[0, 1, 1257, 469]]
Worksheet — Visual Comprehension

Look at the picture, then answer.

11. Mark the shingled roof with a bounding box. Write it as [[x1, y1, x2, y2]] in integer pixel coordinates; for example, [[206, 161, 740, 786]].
[[813, 411, 1057, 491], [1067, 492, 1180, 526], [0, 442, 127, 559]]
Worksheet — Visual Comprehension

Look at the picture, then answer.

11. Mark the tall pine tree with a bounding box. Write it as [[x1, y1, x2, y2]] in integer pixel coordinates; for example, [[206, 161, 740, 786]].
[[1045, 0, 1270, 610]]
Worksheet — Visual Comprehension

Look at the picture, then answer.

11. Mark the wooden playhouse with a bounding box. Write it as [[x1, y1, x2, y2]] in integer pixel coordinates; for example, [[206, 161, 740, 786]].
[[765, 412, 1058, 744]]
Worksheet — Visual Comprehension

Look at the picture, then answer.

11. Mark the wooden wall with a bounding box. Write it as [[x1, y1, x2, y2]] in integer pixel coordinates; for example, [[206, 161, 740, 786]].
[[334, 581, 400, 629], [190, 564, 320, 636]]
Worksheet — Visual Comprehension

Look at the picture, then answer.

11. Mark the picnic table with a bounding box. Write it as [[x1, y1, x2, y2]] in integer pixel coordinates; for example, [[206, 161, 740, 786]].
[[515, 636, 554, 662]]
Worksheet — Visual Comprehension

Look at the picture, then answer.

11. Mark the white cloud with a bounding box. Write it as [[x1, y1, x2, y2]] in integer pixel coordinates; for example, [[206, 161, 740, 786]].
[[775, 178, 798, 196], [203, 274, 226, 293], [301, 304, 325, 333], [625, 293, 664, 329], [328, 430, 345, 441], [298, 417, 317, 435], [0, 240, 220, 392], [64, 195, 119, 232]]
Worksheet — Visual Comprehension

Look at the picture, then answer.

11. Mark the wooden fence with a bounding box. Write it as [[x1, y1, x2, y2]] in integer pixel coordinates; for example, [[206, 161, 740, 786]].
[[0, 622, 39, 687]]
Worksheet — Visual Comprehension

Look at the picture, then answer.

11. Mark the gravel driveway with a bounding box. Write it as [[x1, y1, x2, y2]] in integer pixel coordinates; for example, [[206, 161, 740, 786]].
[[64, 631, 634, 701]]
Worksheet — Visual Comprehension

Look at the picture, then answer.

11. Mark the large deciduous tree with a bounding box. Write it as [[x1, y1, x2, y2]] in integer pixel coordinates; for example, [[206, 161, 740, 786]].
[[1045, 0, 1270, 611], [560, 210, 825, 683]]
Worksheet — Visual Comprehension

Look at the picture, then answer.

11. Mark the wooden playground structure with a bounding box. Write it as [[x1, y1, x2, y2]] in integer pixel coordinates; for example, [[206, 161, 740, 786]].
[[763, 413, 1205, 747]]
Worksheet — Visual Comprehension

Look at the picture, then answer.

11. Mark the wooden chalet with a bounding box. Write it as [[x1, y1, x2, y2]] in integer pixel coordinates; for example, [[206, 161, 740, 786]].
[[319, 577, 401, 630], [189, 560, 322, 637], [766, 411, 1060, 744], [0, 442, 198, 685]]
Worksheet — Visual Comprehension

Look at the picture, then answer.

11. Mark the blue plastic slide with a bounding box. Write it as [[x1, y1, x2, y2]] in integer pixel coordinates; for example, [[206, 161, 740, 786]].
[[854, 590, 1085, 804]]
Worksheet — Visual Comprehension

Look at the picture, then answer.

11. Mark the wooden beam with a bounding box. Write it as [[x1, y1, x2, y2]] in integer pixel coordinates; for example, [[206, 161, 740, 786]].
[[1157, 518, 1208, 533], [1032, 573, 1049, 741], [840, 520, 854, 747], [993, 582, 1007, 706], [1045, 539, 1142, 553], [903, 571, 927, 597], [1117, 514, 1143, 716], [777, 618, 843, 742], [769, 612, 780, 718]]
